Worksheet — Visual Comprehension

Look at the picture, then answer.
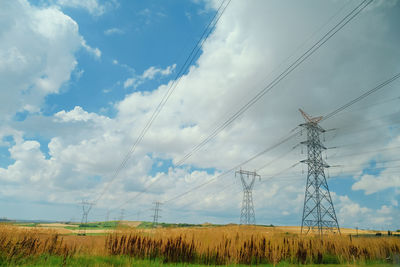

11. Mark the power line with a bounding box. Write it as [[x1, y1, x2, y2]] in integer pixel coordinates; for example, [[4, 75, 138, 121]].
[[200, 0, 353, 140], [113, 128, 299, 213], [259, 162, 300, 179], [142, 160, 300, 218], [325, 95, 400, 118], [329, 145, 400, 162], [122, 156, 400, 221], [163, 71, 399, 206], [160, 71, 400, 208], [174, 0, 373, 167], [335, 163, 400, 175], [158, 161, 302, 218], [254, 162, 400, 184], [107, 0, 374, 214], [256, 159, 400, 185], [107, 0, 394, 220], [120, 131, 301, 219], [162, 129, 301, 205], [325, 125, 400, 150], [92, 0, 232, 205], [322, 72, 400, 122], [325, 115, 400, 141], [321, 96, 400, 139], [256, 146, 299, 172]]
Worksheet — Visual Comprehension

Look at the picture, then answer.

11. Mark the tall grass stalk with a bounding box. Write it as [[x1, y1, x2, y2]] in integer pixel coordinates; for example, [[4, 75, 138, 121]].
[[106, 226, 400, 265]]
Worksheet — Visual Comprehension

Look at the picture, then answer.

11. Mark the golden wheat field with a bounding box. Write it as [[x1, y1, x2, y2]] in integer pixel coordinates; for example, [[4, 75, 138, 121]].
[[0, 223, 399, 266]]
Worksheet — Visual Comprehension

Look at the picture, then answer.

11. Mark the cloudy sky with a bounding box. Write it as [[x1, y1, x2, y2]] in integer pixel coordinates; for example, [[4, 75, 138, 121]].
[[0, 0, 399, 230]]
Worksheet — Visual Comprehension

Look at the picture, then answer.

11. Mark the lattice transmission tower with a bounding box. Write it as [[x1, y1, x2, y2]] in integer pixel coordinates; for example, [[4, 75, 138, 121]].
[[152, 201, 162, 228], [79, 200, 94, 236], [236, 169, 260, 225], [119, 209, 125, 222], [299, 109, 340, 235], [105, 209, 110, 222]]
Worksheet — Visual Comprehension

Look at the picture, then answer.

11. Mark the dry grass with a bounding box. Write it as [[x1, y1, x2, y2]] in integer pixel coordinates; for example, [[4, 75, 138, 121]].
[[0, 224, 75, 265], [106, 225, 400, 265], [0, 223, 398, 265], [274, 226, 376, 235]]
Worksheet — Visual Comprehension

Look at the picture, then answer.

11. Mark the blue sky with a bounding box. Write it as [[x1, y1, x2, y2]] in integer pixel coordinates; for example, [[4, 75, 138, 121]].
[[44, 1, 213, 116], [0, 0, 399, 230]]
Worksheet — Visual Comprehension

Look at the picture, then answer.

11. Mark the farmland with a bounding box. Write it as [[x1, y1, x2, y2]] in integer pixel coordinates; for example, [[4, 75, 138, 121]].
[[0, 222, 398, 266]]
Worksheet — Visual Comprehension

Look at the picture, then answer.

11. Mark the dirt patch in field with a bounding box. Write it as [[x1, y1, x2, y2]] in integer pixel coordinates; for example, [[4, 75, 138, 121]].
[[39, 226, 116, 235], [69, 229, 116, 234], [119, 221, 141, 227], [338, 227, 376, 235], [275, 226, 302, 233]]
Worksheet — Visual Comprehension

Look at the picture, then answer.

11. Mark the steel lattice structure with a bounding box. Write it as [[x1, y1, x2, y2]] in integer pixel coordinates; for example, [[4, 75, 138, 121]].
[[299, 110, 340, 235], [236, 169, 260, 225], [79, 200, 94, 236], [152, 201, 162, 228]]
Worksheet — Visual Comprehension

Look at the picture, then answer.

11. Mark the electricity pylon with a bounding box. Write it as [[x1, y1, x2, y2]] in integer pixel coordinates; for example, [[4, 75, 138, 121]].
[[79, 200, 94, 236], [236, 169, 260, 225], [299, 109, 340, 235], [119, 209, 125, 222], [152, 202, 162, 228], [105, 209, 110, 222]]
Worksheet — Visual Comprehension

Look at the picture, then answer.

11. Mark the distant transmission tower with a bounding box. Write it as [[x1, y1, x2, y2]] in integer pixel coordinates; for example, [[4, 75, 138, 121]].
[[236, 169, 260, 225], [299, 109, 340, 235], [79, 200, 94, 236], [119, 209, 125, 222], [105, 209, 110, 222], [152, 202, 162, 228]]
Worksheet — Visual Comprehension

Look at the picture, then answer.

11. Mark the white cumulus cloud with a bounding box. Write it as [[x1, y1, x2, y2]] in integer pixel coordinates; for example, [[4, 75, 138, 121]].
[[0, 0, 101, 120], [124, 64, 177, 89], [104, 27, 124, 35], [55, 0, 118, 16]]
